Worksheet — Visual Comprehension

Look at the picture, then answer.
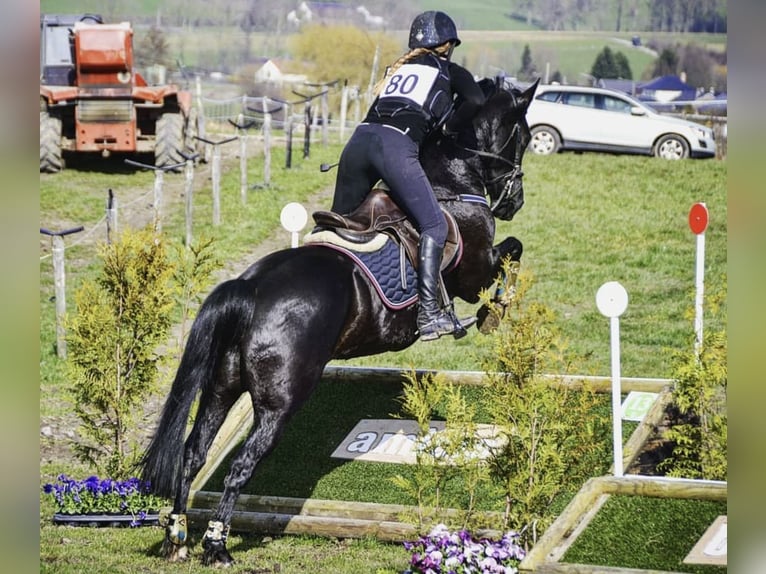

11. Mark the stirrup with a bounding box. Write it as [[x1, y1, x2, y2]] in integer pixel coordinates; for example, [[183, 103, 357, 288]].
[[419, 310, 475, 341]]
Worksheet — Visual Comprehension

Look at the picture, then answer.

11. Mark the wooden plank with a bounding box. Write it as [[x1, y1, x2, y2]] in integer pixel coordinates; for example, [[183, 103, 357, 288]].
[[533, 563, 689, 574], [185, 507, 503, 542], [520, 477, 606, 571], [321, 365, 671, 393], [189, 489, 504, 527], [189, 393, 252, 492], [599, 475, 727, 501], [519, 476, 727, 573], [622, 388, 673, 472]]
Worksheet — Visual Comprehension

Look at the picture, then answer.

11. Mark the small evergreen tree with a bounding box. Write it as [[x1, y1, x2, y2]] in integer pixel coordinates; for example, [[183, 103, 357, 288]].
[[614, 51, 633, 79], [518, 44, 536, 81], [477, 266, 610, 549], [392, 260, 611, 547], [659, 281, 727, 480], [652, 47, 680, 77], [134, 25, 171, 69], [66, 228, 175, 478], [591, 46, 617, 79]]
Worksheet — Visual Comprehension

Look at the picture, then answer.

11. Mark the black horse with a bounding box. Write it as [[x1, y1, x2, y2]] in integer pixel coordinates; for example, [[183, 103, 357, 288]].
[[140, 77, 538, 566]]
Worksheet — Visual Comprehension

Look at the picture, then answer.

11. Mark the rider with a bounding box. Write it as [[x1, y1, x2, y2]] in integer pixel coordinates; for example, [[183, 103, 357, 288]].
[[330, 11, 486, 341]]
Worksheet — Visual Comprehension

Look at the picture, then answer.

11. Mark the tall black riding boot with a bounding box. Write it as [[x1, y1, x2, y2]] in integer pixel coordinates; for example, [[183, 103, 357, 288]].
[[416, 235, 474, 341]]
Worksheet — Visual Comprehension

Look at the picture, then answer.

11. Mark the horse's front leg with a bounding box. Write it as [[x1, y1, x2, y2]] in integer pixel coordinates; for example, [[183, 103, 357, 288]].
[[476, 236, 523, 333]]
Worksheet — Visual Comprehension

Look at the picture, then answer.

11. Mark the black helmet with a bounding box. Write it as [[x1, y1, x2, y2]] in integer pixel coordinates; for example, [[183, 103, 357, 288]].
[[408, 11, 461, 50]]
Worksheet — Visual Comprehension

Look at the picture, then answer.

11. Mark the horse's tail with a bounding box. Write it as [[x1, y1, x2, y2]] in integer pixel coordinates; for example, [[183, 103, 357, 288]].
[[139, 278, 255, 499]]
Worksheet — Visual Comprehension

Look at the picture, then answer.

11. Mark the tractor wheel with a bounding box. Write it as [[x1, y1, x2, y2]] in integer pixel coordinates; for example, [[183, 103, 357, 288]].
[[40, 112, 63, 173], [155, 112, 185, 171]]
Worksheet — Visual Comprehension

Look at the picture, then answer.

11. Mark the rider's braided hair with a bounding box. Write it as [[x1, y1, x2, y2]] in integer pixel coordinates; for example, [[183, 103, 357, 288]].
[[373, 42, 452, 96]]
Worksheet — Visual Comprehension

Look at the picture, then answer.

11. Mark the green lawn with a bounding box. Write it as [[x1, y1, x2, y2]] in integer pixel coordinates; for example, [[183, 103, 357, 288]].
[[40, 142, 726, 572]]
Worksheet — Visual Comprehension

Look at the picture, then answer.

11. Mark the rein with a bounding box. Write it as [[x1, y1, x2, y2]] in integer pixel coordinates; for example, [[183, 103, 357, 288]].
[[458, 119, 525, 217]]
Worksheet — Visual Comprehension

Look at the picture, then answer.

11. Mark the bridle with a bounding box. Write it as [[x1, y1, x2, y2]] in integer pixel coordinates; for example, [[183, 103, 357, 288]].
[[455, 91, 527, 218]]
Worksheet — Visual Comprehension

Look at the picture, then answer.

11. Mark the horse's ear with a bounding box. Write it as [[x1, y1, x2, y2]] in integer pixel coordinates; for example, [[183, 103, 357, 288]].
[[517, 78, 541, 109]]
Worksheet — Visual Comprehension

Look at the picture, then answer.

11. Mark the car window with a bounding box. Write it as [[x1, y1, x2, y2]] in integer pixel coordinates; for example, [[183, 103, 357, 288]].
[[603, 95, 633, 114], [563, 92, 595, 109], [537, 91, 561, 103]]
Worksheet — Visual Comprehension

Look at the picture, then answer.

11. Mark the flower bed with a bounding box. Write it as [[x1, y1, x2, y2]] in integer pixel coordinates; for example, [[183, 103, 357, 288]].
[[404, 524, 525, 574], [43, 474, 169, 527]]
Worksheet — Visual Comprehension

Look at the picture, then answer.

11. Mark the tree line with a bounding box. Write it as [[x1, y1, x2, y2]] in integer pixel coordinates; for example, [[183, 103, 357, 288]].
[[508, 0, 726, 33]]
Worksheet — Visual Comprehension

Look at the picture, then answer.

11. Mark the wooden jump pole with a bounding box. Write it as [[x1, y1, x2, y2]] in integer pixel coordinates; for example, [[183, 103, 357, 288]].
[[185, 490, 504, 542], [519, 475, 727, 572]]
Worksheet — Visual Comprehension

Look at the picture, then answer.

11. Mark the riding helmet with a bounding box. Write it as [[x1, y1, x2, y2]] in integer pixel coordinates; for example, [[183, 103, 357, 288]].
[[408, 11, 461, 49]]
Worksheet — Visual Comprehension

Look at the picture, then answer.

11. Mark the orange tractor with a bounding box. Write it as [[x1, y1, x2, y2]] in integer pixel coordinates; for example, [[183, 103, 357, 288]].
[[40, 14, 202, 172]]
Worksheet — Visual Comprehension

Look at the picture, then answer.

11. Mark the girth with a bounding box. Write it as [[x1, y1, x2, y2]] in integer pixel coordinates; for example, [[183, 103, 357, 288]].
[[310, 186, 461, 272]]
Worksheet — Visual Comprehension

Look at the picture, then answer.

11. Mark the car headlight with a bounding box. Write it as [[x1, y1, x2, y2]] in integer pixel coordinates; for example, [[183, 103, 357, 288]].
[[693, 126, 713, 140]]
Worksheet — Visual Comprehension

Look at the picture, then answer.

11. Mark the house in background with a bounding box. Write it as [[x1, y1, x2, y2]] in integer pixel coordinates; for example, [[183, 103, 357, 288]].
[[254, 59, 307, 85], [637, 74, 698, 104]]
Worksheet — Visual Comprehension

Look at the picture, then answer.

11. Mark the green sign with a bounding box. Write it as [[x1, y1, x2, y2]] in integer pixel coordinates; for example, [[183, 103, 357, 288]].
[[621, 391, 658, 422]]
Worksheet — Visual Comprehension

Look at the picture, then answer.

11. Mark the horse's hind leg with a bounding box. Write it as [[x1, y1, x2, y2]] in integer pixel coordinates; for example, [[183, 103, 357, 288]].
[[163, 386, 239, 562], [200, 403, 294, 567]]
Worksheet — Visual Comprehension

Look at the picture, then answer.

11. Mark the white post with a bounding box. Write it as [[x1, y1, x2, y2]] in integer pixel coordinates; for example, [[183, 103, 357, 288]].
[[596, 281, 629, 477], [262, 97, 272, 185], [212, 145, 221, 226], [609, 315, 623, 477], [52, 235, 67, 359], [153, 169, 164, 232], [688, 202, 709, 360], [184, 158, 195, 246], [694, 229, 706, 358], [238, 113, 248, 204]]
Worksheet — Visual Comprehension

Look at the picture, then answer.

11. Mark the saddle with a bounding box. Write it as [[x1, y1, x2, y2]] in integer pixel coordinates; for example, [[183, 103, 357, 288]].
[[308, 185, 461, 272]]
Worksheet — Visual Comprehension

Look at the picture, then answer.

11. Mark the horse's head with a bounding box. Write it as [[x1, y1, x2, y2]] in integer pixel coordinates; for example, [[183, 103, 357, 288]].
[[471, 77, 539, 221]]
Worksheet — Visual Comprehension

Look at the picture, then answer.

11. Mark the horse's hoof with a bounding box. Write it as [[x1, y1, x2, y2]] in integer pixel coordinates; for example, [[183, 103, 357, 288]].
[[476, 303, 502, 334], [160, 538, 188, 562], [202, 539, 234, 568], [202, 520, 234, 567]]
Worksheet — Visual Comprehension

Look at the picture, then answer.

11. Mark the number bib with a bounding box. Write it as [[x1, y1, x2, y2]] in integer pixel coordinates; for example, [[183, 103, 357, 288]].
[[379, 64, 439, 107]]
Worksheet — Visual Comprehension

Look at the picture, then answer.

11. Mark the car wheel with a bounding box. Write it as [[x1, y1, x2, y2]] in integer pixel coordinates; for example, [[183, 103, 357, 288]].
[[529, 126, 561, 155], [654, 134, 689, 160]]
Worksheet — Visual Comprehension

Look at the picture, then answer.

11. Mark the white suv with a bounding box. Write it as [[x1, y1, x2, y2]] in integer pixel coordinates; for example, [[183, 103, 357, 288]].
[[525, 85, 716, 159]]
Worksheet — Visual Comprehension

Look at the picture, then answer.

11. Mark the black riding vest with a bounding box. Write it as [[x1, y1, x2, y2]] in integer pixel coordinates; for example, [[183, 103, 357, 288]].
[[364, 53, 452, 144]]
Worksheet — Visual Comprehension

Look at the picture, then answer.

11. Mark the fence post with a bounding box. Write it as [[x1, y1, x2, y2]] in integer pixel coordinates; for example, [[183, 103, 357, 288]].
[[262, 98, 272, 185], [124, 159, 186, 232], [303, 99, 312, 159], [153, 170, 164, 231], [339, 83, 348, 143], [52, 236, 67, 358], [195, 136, 238, 226], [320, 89, 329, 146], [184, 155, 195, 246], [285, 102, 293, 169], [238, 113, 248, 203], [105, 188, 117, 244], [40, 226, 84, 359], [195, 77, 211, 163]]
